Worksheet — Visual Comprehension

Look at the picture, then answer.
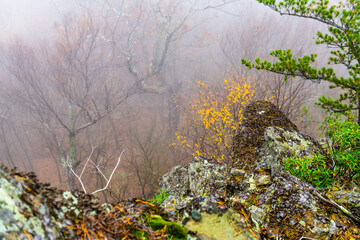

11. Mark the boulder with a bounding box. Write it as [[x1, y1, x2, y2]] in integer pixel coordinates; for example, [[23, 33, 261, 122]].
[[259, 126, 327, 177], [0, 164, 82, 240], [160, 157, 228, 198]]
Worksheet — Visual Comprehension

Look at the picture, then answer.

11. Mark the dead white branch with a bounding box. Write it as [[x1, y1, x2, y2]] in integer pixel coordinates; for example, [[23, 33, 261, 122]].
[[67, 147, 125, 194]]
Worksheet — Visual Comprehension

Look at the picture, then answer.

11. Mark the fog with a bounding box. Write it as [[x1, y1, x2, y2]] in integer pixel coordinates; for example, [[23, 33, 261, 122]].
[[0, 0, 339, 201], [0, 0, 76, 42]]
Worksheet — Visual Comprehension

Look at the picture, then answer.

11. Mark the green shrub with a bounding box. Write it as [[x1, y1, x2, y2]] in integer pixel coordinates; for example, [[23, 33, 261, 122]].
[[323, 113, 360, 182], [284, 155, 334, 188], [284, 113, 360, 188], [148, 189, 170, 205]]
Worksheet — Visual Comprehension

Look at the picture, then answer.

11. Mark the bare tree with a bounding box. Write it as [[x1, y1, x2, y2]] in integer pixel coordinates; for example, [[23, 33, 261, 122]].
[[1, 0, 243, 196], [4, 14, 133, 190], [85, 0, 238, 94]]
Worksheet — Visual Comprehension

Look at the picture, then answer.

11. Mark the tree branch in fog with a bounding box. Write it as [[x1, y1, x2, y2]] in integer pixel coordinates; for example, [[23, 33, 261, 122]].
[[88, 0, 238, 94], [4, 13, 133, 190], [67, 146, 125, 194]]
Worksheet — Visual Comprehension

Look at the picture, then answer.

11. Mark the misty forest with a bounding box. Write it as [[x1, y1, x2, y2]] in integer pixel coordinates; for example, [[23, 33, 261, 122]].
[[0, 0, 359, 201], [0, 0, 360, 239]]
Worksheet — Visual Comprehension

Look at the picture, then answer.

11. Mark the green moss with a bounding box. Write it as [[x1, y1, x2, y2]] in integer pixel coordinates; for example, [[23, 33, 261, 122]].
[[147, 215, 188, 240], [131, 230, 148, 240]]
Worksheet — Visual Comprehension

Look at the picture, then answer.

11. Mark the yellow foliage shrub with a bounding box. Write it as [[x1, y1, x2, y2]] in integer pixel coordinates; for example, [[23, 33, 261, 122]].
[[174, 76, 255, 163]]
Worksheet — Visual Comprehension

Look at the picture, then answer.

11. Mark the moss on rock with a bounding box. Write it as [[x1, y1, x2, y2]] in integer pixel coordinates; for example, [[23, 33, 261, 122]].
[[148, 215, 188, 240]]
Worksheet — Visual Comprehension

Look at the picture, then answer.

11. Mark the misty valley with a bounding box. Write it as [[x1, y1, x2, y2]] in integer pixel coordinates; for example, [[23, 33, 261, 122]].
[[0, 0, 359, 239]]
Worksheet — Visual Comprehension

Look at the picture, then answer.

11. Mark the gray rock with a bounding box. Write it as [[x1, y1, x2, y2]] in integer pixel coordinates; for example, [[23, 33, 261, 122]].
[[160, 165, 189, 197], [0, 164, 103, 239], [258, 126, 328, 177], [249, 205, 266, 225]]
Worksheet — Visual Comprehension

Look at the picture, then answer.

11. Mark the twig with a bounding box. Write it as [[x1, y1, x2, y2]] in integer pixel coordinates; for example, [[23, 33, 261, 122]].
[[90, 159, 109, 182], [80, 147, 95, 179], [67, 147, 125, 195], [67, 154, 89, 193], [91, 149, 125, 195], [312, 189, 360, 224]]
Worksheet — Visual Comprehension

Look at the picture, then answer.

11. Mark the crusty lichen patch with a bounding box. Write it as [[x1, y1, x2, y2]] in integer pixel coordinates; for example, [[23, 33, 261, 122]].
[[0, 175, 46, 239], [0, 164, 103, 239]]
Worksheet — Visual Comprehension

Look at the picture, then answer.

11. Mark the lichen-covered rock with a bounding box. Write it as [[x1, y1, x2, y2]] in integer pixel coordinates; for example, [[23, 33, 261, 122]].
[[259, 126, 329, 177], [0, 164, 101, 239], [242, 173, 347, 239], [160, 158, 360, 239], [0, 174, 52, 240], [188, 158, 227, 196], [0, 164, 188, 240], [184, 208, 258, 240], [159, 160, 262, 239], [178, 196, 259, 239], [160, 157, 228, 199], [160, 165, 189, 198], [231, 170, 359, 239]]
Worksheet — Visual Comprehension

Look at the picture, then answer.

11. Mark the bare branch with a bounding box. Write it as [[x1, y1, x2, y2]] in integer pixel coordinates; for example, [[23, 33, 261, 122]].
[[89, 159, 109, 182], [67, 148, 125, 195], [67, 154, 88, 193], [80, 146, 96, 179], [91, 149, 125, 195]]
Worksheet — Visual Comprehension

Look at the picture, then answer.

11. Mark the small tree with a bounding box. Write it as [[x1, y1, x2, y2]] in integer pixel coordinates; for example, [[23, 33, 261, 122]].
[[241, 0, 360, 124], [174, 77, 254, 163]]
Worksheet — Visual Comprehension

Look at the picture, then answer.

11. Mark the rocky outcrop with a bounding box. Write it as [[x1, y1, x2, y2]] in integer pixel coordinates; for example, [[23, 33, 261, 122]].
[[0, 164, 90, 240], [231, 101, 329, 171], [0, 164, 187, 240], [232, 101, 298, 169], [159, 157, 360, 239], [159, 101, 360, 239], [259, 126, 327, 177]]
